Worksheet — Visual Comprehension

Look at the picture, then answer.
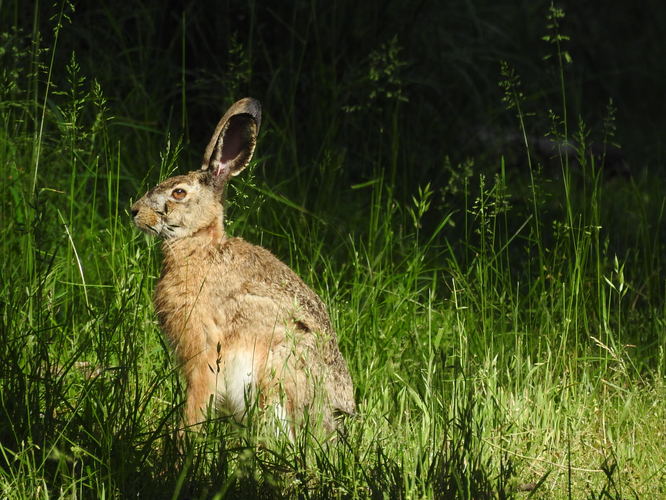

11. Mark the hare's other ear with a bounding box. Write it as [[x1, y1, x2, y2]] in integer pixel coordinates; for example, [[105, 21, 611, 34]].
[[201, 98, 261, 185]]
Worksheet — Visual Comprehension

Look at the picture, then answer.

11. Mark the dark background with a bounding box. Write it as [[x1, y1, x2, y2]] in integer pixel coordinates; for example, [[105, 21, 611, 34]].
[[4, 0, 666, 283], [7, 0, 666, 189]]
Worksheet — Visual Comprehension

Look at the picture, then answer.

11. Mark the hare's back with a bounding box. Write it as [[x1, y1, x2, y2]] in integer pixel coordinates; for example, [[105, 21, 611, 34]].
[[221, 237, 332, 332]]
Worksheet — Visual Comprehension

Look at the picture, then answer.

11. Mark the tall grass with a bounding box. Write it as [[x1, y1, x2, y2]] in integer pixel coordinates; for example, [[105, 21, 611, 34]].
[[1, 1, 665, 498]]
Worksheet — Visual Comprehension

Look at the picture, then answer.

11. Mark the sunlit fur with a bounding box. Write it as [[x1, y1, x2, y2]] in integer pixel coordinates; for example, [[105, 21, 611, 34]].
[[131, 98, 355, 436], [132, 171, 223, 240]]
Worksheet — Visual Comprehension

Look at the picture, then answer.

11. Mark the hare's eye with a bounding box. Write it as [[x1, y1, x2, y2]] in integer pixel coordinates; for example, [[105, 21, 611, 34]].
[[172, 188, 187, 200]]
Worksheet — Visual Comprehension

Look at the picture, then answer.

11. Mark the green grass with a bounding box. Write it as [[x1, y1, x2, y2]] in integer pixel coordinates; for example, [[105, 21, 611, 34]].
[[2, 1, 666, 498]]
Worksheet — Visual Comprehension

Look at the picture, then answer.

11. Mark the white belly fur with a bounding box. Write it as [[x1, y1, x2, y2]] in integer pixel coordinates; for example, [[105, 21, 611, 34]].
[[219, 350, 257, 420], [216, 349, 292, 436]]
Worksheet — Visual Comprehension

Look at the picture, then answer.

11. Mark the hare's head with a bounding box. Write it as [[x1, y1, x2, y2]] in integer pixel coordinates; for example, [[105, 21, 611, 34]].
[[131, 98, 261, 240]]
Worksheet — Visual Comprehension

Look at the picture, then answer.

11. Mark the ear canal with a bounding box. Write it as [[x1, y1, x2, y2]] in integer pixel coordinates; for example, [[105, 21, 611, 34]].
[[209, 114, 257, 180], [201, 98, 262, 183]]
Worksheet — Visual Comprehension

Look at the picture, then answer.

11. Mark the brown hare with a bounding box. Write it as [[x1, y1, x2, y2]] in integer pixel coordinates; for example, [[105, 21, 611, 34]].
[[131, 98, 355, 437]]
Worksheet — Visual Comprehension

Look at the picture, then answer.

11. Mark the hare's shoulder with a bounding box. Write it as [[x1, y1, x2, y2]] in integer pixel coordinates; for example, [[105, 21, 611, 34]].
[[222, 237, 332, 332], [221, 237, 297, 278]]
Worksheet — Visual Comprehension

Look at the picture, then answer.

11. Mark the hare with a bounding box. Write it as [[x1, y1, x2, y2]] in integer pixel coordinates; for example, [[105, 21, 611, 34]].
[[131, 98, 355, 436]]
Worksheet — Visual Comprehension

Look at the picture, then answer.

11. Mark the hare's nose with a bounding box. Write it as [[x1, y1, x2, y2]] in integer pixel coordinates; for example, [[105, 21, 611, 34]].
[[131, 209, 139, 218]]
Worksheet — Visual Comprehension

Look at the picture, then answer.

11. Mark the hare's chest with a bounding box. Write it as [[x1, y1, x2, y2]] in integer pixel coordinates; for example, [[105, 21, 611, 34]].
[[154, 261, 238, 346]]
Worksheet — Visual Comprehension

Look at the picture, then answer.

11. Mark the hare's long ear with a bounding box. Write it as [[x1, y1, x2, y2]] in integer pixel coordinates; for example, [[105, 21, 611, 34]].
[[201, 97, 262, 185]]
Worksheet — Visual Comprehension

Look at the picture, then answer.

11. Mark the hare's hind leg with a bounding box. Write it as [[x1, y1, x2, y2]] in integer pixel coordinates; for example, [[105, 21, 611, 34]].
[[260, 347, 333, 438]]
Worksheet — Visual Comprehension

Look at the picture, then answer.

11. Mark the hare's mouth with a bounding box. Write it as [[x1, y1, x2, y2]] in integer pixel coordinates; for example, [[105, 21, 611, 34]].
[[160, 224, 182, 239], [138, 224, 160, 237], [133, 217, 161, 237]]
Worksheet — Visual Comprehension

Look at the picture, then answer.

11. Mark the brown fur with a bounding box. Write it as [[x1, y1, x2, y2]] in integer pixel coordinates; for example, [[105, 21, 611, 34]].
[[131, 98, 355, 434]]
